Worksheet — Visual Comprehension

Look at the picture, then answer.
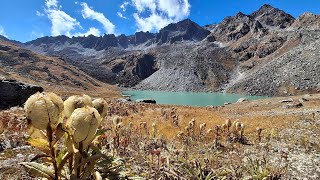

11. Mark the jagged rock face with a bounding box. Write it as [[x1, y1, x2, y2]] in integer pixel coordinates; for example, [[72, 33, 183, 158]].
[[136, 42, 237, 92], [128, 31, 156, 46], [103, 53, 158, 87], [210, 12, 263, 42], [117, 34, 129, 48], [251, 4, 295, 28], [291, 12, 320, 30], [25, 32, 156, 51], [96, 34, 118, 50], [203, 24, 218, 32], [226, 31, 320, 96], [71, 34, 119, 50], [156, 19, 210, 44], [0, 80, 43, 109], [71, 35, 99, 49], [29, 35, 70, 46], [230, 31, 289, 65]]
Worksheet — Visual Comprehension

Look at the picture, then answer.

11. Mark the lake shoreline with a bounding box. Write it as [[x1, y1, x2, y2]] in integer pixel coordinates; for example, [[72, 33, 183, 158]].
[[119, 87, 267, 97], [122, 90, 267, 107]]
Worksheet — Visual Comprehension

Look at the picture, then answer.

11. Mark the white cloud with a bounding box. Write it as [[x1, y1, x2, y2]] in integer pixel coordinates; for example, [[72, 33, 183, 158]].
[[131, 0, 191, 32], [36, 10, 45, 17], [120, 1, 129, 12], [0, 25, 8, 38], [80, 2, 115, 34], [158, 0, 190, 19], [117, 12, 128, 19], [46, 9, 80, 36], [41, 0, 115, 37], [45, 0, 58, 8], [74, 27, 101, 37], [45, 0, 81, 36], [132, 0, 157, 13], [133, 13, 170, 32]]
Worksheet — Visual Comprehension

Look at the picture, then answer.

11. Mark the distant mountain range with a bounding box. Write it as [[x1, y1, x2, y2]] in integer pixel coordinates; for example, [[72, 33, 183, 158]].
[[2, 4, 320, 96]]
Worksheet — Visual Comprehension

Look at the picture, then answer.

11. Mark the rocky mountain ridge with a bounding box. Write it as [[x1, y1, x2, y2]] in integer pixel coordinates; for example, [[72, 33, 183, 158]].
[[25, 19, 210, 51], [10, 4, 320, 96], [251, 4, 295, 28], [0, 39, 119, 98]]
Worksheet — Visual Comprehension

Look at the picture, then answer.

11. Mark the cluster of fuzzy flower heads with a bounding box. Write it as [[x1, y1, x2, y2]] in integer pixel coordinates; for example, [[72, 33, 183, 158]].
[[24, 92, 108, 148]]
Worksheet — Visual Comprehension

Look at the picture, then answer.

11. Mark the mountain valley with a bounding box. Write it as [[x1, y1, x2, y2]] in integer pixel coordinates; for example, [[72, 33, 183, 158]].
[[10, 4, 318, 97]]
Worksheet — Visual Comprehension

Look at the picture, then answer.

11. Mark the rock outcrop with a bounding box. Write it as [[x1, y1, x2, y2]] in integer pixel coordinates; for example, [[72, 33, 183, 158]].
[[0, 80, 43, 109], [156, 19, 211, 44], [209, 12, 264, 42], [226, 31, 320, 96], [251, 4, 295, 28], [103, 53, 158, 87], [291, 12, 320, 30]]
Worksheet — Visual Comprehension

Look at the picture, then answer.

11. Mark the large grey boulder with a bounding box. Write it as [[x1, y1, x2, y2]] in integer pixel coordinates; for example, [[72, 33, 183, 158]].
[[0, 79, 43, 110]]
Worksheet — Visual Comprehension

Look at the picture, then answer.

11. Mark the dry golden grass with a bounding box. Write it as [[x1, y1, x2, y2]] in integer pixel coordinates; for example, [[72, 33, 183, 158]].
[[120, 93, 320, 139]]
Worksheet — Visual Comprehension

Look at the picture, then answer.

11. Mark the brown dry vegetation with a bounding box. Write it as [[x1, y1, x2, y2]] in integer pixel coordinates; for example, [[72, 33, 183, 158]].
[[0, 40, 120, 98], [120, 93, 320, 139], [1, 92, 319, 179]]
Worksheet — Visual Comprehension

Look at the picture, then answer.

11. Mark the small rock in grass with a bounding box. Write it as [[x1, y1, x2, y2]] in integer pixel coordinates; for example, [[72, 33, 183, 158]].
[[237, 98, 248, 103], [283, 103, 303, 109], [280, 98, 294, 103]]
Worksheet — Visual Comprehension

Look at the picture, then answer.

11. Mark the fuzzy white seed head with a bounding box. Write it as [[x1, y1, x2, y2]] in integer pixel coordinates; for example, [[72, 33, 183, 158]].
[[129, 122, 133, 128], [116, 122, 124, 129], [232, 120, 238, 128], [199, 123, 206, 132], [191, 118, 195, 124], [92, 98, 108, 118], [240, 123, 245, 134], [24, 92, 64, 130], [66, 106, 102, 148], [221, 124, 227, 130], [189, 119, 195, 129], [64, 94, 93, 118], [112, 116, 122, 127], [236, 122, 242, 131], [152, 122, 157, 131], [226, 119, 231, 128]]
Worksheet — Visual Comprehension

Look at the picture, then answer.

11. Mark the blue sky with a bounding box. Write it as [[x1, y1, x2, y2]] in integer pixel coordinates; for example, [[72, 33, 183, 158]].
[[0, 0, 319, 42]]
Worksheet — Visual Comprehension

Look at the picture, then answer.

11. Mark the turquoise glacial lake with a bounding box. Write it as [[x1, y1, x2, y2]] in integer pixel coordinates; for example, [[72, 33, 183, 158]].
[[122, 90, 267, 107]]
